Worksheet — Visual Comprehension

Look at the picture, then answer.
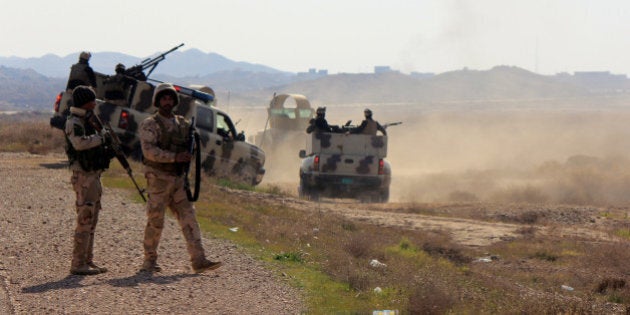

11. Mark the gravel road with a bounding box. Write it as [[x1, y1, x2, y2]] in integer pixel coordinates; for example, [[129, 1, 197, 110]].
[[0, 152, 303, 314]]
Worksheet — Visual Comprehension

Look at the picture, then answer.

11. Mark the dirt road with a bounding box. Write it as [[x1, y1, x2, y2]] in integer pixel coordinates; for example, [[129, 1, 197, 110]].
[[0, 153, 302, 314]]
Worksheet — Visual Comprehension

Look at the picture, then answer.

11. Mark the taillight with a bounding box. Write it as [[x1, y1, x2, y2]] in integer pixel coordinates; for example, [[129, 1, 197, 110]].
[[378, 159, 385, 175], [53, 92, 63, 112], [313, 155, 320, 171], [118, 110, 130, 129]]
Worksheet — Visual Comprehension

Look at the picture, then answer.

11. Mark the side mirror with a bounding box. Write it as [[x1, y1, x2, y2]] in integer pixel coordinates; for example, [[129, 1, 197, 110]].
[[299, 150, 306, 158]]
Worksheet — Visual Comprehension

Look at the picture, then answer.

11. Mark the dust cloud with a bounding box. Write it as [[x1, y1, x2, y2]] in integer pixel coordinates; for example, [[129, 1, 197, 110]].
[[229, 104, 630, 206]]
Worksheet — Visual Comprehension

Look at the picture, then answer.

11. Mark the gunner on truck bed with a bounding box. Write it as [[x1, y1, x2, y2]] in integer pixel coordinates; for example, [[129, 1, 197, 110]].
[[350, 108, 387, 136]]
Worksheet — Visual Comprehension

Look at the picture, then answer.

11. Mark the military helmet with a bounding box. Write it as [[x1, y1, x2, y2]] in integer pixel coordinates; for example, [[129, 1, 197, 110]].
[[316, 106, 326, 115], [364, 108, 373, 117], [115, 63, 126, 73], [152, 83, 179, 107], [79, 51, 91, 61], [72, 86, 96, 107]]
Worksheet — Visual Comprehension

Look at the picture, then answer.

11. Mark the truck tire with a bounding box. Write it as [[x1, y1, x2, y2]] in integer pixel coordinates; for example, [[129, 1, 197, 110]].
[[299, 179, 319, 201], [298, 178, 309, 198], [234, 163, 257, 186], [378, 187, 390, 203]]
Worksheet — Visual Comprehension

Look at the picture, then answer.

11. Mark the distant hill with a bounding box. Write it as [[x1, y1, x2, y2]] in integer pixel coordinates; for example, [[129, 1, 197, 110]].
[[0, 66, 64, 111], [264, 66, 629, 107], [1, 59, 630, 112], [0, 48, 285, 78]]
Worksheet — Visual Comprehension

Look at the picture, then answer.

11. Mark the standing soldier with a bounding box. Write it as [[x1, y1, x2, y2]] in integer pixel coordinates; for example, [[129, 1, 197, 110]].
[[65, 86, 114, 275], [350, 108, 387, 136], [104, 63, 135, 106], [66, 51, 97, 91], [306, 107, 332, 133], [138, 83, 222, 273]]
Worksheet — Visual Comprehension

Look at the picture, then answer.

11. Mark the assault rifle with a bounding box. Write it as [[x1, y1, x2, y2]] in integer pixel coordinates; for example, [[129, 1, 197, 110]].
[[183, 117, 201, 202], [88, 113, 147, 202], [382, 121, 402, 129], [125, 43, 184, 80]]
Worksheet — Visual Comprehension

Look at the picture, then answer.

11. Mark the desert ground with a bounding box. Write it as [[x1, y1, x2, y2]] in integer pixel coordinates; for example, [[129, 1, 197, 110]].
[[4, 103, 630, 312]]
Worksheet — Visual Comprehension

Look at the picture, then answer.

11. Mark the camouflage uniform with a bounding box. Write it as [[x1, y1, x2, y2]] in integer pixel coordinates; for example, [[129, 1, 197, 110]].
[[138, 83, 221, 273], [306, 107, 332, 133], [103, 64, 135, 106], [65, 90, 112, 275], [351, 109, 387, 136], [66, 52, 96, 91]]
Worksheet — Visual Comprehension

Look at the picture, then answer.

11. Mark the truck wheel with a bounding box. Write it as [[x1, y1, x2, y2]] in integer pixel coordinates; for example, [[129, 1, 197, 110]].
[[298, 179, 309, 198], [299, 180, 319, 201], [308, 190, 320, 202], [234, 163, 257, 186], [378, 188, 390, 203]]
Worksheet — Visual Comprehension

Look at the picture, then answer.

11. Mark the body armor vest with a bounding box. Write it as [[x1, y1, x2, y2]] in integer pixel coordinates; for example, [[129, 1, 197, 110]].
[[66, 63, 95, 90], [142, 114, 189, 174], [65, 116, 111, 171], [362, 119, 378, 135]]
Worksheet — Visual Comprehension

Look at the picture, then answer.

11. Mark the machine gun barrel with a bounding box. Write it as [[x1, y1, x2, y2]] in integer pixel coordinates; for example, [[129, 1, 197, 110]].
[[125, 43, 184, 80], [383, 121, 402, 129]]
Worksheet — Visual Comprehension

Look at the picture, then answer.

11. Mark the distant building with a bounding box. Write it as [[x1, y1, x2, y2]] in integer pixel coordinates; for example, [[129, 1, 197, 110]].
[[374, 66, 392, 74], [554, 71, 629, 93], [297, 68, 328, 79]]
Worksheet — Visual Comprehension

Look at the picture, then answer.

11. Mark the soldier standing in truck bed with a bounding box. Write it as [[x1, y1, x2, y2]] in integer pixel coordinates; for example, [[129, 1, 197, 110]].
[[350, 108, 387, 136], [138, 82, 222, 274], [306, 107, 332, 133], [103, 63, 135, 106], [66, 51, 97, 91]]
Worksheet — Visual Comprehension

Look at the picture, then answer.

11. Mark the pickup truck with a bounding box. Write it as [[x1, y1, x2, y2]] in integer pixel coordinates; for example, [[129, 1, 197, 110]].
[[50, 66, 265, 185], [298, 132, 391, 202]]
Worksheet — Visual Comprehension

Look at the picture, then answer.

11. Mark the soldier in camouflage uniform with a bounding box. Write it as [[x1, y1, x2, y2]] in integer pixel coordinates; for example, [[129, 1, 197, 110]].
[[306, 107, 332, 133], [350, 108, 387, 136], [138, 83, 222, 273], [65, 86, 114, 275], [66, 51, 97, 91], [103, 63, 135, 106]]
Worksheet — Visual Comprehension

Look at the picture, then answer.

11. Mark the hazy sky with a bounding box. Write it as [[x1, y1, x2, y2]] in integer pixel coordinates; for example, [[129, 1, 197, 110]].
[[2, 0, 629, 75]]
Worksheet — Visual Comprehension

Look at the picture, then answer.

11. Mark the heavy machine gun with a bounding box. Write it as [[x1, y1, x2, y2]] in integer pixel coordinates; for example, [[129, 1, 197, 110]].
[[125, 43, 184, 80]]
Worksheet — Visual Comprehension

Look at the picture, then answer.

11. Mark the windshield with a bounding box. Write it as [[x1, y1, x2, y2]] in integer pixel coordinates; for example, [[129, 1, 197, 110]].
[[217, 112, 236, 138]]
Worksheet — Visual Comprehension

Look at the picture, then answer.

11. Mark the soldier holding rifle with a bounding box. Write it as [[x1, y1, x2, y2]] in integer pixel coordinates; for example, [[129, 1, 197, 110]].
[[64, 86, 115, 275], [138, 83, 222, 273]]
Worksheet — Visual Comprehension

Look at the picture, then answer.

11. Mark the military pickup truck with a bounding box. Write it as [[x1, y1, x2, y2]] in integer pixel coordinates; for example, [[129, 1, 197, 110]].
[[50, 49, 265, 185], [298, 131, 391, 203]]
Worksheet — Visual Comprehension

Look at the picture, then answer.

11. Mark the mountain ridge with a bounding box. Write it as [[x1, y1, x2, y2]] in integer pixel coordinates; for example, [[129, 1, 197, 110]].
[[1, 51, 630, 112]]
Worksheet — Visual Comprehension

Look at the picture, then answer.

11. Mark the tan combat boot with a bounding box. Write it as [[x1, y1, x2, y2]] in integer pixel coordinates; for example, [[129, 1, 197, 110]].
[[70, 231, 101, 276], [70, 264, 101, 276], [192, 258, 223, 273], [140, 260, 162, 273], [87, 262, 108, 273]]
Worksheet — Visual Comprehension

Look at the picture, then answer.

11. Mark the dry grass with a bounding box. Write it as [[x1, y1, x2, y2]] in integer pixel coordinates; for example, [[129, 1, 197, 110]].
[[0, 112, 66, 154], [193, 182, 630, 313]]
